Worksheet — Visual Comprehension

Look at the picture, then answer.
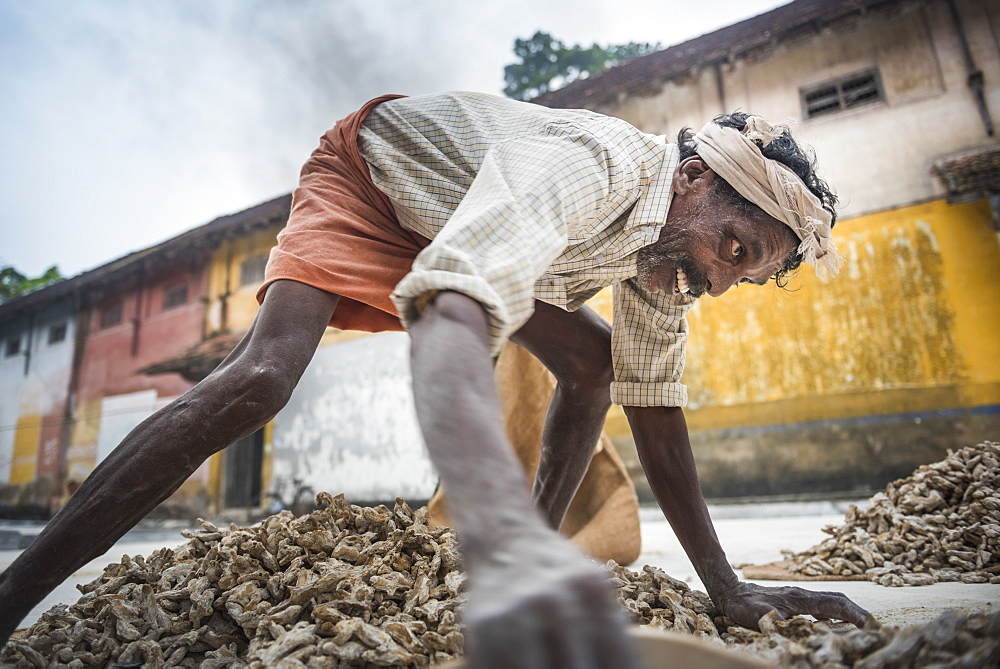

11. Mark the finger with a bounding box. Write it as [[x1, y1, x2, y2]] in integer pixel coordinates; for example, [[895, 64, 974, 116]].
[[809, 589, 871, 626], [790, 589, 871, 627]]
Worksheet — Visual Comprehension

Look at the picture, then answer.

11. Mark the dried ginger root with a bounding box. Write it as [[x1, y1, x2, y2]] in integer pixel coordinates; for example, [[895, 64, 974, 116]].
[[2, 494, 464, 668], [609, 559, 999, 667], [4, 490, 999, 668], [780, 441, 1000, 587]]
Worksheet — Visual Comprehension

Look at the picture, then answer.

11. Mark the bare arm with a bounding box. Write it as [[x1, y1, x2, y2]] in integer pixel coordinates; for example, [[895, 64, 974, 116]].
[[409, 291, 637, 668], [625, 404, 871, 628], [510, 301, 614, 530]]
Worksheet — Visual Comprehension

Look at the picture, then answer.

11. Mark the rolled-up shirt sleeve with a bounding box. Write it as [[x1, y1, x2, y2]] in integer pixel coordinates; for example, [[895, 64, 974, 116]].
[[610, 278, 692, 407], [392, 132, 619, 356]]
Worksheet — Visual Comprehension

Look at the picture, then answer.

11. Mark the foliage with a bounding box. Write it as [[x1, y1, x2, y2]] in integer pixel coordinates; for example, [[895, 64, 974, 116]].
[[0, 265, 64, 303], [503, 31, 660, 101]]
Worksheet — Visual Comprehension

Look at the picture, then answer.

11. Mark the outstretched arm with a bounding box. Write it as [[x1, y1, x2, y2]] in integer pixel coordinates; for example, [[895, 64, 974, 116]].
[[409, 291, 637, 668], [624, 404, 871, 628]]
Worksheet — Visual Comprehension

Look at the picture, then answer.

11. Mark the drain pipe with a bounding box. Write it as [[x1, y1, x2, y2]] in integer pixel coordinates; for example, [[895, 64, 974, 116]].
[[944, 0, 993, 136], [714, 61, 728, 114]]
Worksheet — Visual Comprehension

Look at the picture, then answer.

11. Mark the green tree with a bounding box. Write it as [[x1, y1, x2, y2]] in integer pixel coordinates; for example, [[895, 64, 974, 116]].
[[0, 265, 64, 303], [503, 31, 660, 101]]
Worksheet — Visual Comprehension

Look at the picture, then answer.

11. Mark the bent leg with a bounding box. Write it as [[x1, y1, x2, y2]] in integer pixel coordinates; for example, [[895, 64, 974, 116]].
[[0, 280, 338, 643], [510, 301, 614, 531]]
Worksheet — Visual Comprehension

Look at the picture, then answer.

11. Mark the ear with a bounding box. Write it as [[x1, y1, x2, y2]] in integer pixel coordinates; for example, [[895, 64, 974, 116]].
[[672, 156, 716, 195]]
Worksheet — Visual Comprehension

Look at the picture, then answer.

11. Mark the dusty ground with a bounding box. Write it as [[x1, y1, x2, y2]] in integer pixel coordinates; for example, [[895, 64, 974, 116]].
[[2, 499, 997, 632]]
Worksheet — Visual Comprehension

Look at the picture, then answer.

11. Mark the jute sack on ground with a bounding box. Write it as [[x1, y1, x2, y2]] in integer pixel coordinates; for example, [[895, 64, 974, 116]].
[[741, 560, 868, 581], [429, 341, 642, 565]]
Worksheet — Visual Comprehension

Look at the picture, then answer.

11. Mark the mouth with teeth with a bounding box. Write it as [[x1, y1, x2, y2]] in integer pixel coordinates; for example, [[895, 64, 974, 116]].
[[670, 262, 706, 298], [675, 267, 690, 295]]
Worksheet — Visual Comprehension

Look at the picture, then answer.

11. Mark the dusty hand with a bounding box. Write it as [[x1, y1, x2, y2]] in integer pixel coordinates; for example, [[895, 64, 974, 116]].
[[463, 529, 639, 669], [714, 581, 872, 629]]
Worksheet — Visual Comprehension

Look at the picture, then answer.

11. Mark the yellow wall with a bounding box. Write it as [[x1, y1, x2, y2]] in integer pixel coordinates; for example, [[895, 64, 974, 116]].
[[202, 226, 366, 509], [64, 399, 101, 485], [10, 415, 40, 484], [205, 226, 283, 335], [603, 199, 1000, 436]]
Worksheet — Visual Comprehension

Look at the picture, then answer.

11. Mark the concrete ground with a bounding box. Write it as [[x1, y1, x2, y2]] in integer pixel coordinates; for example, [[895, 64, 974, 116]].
[[2, 499, 997, 633], [636, 500, 1000, 628]]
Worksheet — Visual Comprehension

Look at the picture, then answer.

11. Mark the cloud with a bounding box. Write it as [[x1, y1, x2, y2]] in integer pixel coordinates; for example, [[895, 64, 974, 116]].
[[0, 0, 787, 277]]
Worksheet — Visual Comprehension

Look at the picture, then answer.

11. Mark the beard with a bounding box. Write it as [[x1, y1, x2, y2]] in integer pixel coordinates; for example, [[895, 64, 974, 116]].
[[636, 222, 708, 298]]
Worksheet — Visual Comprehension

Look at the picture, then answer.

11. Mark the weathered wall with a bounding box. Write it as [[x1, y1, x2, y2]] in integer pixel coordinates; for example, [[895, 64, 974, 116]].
[[270, 331, 437, 504], [205, 226, 282, 336], [0, 302, 75, 508], [586, 0, 1000, 498], [603, 200, 1000, 499], [597, 0, 1000, 218], [66, 263, 208, 506]]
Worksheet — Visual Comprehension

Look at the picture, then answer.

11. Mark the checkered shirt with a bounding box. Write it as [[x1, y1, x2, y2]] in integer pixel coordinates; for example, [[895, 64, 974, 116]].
[[357, 92, 693, 407]]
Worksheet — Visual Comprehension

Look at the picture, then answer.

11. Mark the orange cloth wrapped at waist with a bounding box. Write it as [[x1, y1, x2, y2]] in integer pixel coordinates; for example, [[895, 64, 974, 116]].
[[257, 94, 429, 333]]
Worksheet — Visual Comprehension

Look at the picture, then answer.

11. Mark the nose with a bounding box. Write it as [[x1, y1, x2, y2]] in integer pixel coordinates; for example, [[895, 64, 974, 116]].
[[707, 281, 730, 298], [707, 268, 742, 297]]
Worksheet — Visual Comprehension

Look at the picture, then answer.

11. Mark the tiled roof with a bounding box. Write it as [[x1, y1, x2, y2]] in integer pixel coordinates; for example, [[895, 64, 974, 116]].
[[0, 194, 291, 320], [139, 330, 246, 382], [533, 0, 909, 110], [933, 144, 1000, 196]]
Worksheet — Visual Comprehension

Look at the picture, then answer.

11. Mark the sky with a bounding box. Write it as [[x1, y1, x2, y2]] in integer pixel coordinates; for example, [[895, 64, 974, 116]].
[[1, 0, 790, 279]]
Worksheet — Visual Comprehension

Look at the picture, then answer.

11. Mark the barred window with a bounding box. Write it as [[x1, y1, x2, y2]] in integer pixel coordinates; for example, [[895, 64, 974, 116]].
[[802, 70, 883, 119], [48, 322, 67, 344], [240, 254, 268, 286], [163, 284, 188, 310], [100, 302, 123, 329]]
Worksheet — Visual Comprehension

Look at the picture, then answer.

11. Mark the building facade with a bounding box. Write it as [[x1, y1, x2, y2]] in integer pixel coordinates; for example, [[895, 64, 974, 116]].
[[0, 198, 288, 516], [0, 299, 75, 514], [0, 193, 436, 517], [3, 0, 997, 516], [536, 0, 1000, 498]]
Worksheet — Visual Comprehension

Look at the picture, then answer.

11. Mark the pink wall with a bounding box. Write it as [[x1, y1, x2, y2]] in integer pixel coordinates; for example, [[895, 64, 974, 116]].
[[75, 263, 207, 407]]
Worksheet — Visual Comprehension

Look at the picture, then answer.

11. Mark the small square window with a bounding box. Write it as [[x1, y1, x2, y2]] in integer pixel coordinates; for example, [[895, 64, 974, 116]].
[[802, 69, 883, 119], [240, 254, 268, 286], [48, 323, 67, 345], [100, 303, 123, 329], [163, 284, 188, 310], [5, 337, 21, 357]]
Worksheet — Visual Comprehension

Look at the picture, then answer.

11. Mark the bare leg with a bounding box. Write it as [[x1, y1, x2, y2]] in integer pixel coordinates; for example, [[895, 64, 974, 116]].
[[511, 301, 613, 530], [0, 280, 338, 643]]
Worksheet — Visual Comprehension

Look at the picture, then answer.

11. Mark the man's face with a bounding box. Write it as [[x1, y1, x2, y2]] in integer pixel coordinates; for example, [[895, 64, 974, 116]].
[[637, 157, 799, 299]]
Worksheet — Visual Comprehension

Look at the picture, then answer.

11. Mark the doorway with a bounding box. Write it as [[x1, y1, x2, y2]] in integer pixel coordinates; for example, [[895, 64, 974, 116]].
[[224, 429, 263, 508]]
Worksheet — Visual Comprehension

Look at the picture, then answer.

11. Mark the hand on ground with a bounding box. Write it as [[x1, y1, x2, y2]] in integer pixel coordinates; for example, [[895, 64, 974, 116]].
[[715, 581, 872, 629], [463, 530, 640, 668]]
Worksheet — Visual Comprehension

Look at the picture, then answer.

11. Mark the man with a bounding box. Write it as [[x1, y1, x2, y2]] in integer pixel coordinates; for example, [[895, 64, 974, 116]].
[[0, 92, 868, 666]]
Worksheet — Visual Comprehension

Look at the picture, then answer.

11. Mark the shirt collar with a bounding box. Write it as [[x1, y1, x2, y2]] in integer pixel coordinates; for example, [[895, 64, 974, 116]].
[[625, 139, 678, 231]]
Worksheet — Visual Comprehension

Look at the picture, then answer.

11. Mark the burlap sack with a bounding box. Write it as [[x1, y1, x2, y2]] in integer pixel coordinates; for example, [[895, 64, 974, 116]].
[[429, 341, 642, 565], [741, 560, 867, 581]]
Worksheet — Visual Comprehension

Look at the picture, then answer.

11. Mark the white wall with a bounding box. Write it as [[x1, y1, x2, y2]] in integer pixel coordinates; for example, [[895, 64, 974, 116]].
[[271, 332, 437, 503], [602, 0, 1000, 218], [0, 306, 75, 485]]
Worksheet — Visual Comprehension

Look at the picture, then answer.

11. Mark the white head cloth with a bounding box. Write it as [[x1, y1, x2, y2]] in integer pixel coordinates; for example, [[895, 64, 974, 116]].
[[694, 117, 843, 278]]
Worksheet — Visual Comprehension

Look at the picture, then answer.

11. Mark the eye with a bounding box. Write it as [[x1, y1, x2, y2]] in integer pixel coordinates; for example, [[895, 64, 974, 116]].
[[731, 240, 744, 258], [738, 278, 753, 285]]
